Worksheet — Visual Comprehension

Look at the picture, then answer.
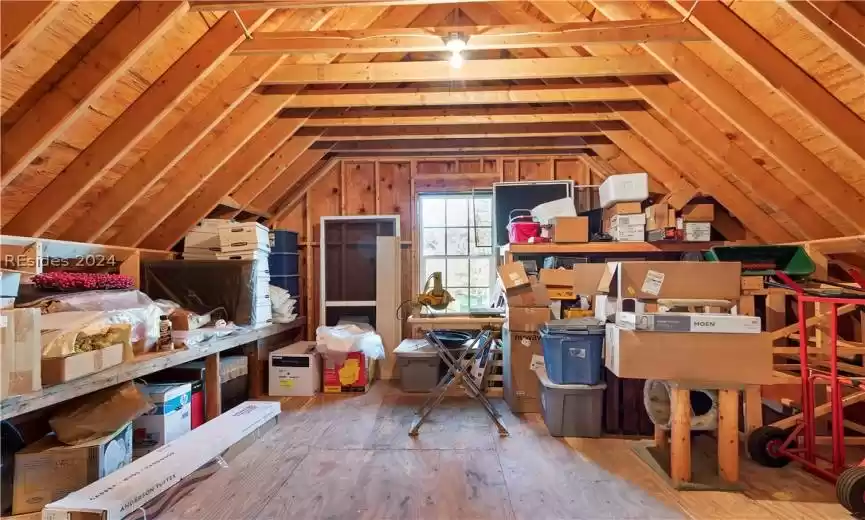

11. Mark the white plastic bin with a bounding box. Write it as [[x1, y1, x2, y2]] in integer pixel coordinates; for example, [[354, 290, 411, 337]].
[[599, 173, 649, 208]]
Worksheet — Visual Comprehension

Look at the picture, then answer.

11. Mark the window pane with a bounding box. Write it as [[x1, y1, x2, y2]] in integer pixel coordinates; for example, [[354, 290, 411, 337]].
[[446, 198, 469, 227], [423, 258, 446, 287], [448, 288, 470, 313], [446, 228, 469, 255], [422, 198, 446, 227], [422, 228, 446, 255], [470, 257, 491, 288], [470, 197, 492, 227], [446, 258, 469, 288], [469, 228, 493, 256], [469, 288, 490, 309]]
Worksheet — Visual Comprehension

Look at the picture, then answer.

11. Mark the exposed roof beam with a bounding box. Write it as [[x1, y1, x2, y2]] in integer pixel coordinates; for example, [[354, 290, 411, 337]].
[[2, 8, 275, 238], [283, 83, 641, 107], [269, 157, 340, 225], [251, 149, 332, 212], [1, 1, 63, 59], [235, 20, 706, 55], [668, 0, 865, 169], [328, 136, 603, 153], [300, 121, 614, 140], [777, 0, 865, 74], [59, 8, 337, 243], [0, 1, 187, 186], [297, 104, 622, 126], [589, 0, 865, 235], [191, 0, 519, 10], [264, 56, 668, 84]]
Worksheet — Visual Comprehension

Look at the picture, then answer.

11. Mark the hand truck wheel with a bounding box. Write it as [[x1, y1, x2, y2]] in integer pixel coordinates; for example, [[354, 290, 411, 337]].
[[747, 426, 794, 468], [836, 466, 865, 515]]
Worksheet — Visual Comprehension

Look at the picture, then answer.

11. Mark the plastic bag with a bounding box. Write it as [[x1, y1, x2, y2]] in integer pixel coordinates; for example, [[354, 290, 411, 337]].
[[40, 312, 133, 359], [315, 323, 385, 361], [172, 323, 238, 349], [49, 382, 152, 445], [269, 285, 297, 323]]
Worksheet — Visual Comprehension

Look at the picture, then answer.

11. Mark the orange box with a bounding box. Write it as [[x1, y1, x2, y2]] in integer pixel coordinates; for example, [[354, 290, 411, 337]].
[[322, 352, 372, 393]]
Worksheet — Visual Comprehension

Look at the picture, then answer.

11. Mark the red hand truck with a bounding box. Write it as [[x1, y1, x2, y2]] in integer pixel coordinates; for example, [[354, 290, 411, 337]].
[[747, 269, 865, 515]]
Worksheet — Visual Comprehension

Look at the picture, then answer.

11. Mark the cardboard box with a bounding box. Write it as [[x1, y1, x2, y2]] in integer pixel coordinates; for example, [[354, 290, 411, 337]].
[[645, 203, 677, 231], [683, 222, 711, 242], [549, 216, 588, 243], [1, 309, 41, 399], [507, 306, 553, 332], [41, 343, 124, 386], [497, 262, 531, 292], [610, 214, 646, 227], [133, 383, 192, 458], [646, 228, 679, 242], [43, 402, 280, 520], [506, 282, 551, 307], [13, 423, 133, 514], [610, 224, 645, 242], [218, 222, 270, 253], [606, 201, 643, 216], [597, 261, 742, 301], [741, 276, 765, 291], [662, 189, 695, 211], [503, 327, 543, 413], [616, 312, 762, 333], [604, 326, 772, 384], [539, 268, 573, 288], [269, 341, 321, 397], [572, 264, 608, 295], [682, 203, 715, 222], [322, 351, 372, 393]]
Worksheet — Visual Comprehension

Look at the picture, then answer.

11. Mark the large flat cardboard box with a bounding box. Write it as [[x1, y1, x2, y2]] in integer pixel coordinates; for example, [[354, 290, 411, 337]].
[[550, 216, 588, 243], [598, 261, 742, 301], [507, 306, 553, 332], [1, 309, 41, 399], [42, 342, 124, 386], [604, 325, 772, 384], [616, 312, 761, 333], [13, 423, 133, 514], [498, 262, 531, 292], [43, 402, 280, 520], [503, 327, 542, 413], [681, 203, 715, 222]]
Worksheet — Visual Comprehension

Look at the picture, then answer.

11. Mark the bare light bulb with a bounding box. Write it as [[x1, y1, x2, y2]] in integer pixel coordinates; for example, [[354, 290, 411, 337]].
[[449, 51, 464, 69], [445, 32, 467, 53]]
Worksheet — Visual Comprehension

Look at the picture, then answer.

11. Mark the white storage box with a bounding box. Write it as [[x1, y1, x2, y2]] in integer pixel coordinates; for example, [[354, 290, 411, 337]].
[[184, 229, 220, 251], [218, 222, 270, 253], [251, 302, 273, 326], [599, 173, 649, 208], [683, 222, 711, 242], [182, 247, 220, 259], [610, 214, 646, 227], [610, 224, 645, 242], [616, 312, 761, 334], [133, 383, 192, 458], [269, 341, 320, 396]]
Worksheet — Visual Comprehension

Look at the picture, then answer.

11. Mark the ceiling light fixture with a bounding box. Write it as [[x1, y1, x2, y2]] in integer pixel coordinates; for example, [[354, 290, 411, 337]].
[[449, 51, 464, 69], [445, 31, 467, 52]]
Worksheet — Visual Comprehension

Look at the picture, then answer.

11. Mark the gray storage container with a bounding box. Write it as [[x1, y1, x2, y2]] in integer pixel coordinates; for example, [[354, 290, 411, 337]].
[[394, 339, 443, 393], [536, 367, 606, 437]]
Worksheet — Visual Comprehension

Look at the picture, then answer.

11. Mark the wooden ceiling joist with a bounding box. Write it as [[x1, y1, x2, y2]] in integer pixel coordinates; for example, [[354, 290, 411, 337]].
[[298, 104, 620, 126], [0, 1, 188, 187], [252, 150, 333, 213], [778, 1, 865, 74], [235, 20, 706, 55], [1, 1, 63, 60], [284, 83, 642, 108], [668, 1, 865, 169], [60, 9, 339, 244], [328, 136, 600, 153], [264, 56, 669, 84], [1, 8, 276, 238], [142, 115, 312, 250], [590, 0, 865, 235], [303, 122, 613, 140], [191, 0, 519, 10]]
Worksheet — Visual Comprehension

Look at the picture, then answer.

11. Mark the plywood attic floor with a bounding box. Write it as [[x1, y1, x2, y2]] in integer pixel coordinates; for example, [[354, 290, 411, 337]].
[[162, 384, 852, 520]]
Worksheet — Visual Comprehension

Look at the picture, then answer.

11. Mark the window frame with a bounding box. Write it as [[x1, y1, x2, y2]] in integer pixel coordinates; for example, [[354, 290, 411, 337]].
[[417, 191, 495, 313]]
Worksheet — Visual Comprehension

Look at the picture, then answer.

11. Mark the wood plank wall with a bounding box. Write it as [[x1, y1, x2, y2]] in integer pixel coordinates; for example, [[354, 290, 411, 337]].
[[274, 155, 605, 338]]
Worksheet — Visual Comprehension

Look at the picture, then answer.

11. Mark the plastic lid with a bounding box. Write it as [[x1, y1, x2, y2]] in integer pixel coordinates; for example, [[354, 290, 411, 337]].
[[394, 339, 439, 357], [534, 367, 606, 391], [542, 317, 605, 334]]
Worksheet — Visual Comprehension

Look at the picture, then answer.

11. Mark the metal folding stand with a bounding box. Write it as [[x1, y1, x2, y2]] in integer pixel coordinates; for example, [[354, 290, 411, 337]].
[[409, 327, 509, 437]]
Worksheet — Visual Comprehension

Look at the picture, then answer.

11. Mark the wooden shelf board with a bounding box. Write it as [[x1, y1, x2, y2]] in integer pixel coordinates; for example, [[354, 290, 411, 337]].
[[0, 319, 305, 420], [501, 241, 727, 255]]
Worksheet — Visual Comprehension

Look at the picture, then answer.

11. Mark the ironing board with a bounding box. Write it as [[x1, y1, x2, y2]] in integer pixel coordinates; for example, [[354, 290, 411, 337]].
[[407, 314, 509, 437]]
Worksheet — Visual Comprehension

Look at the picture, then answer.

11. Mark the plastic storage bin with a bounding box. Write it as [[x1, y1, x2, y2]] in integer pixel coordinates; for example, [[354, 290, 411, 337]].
[[269, 252, 299, 277], [599, 173, 648, 208], [269, 229, 298, 252], [536, 367, 606, 437], [540, 318, 605, 385], [394, 339, 443, 392], [271, 275, 300, 296]]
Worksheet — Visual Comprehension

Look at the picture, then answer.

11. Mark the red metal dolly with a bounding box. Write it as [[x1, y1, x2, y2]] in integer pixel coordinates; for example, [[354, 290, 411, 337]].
[[747, 269, 865, 515]]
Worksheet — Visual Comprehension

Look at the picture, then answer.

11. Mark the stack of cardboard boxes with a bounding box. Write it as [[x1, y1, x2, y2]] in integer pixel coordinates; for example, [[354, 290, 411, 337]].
[[604, 201, 646, 242], [646, 199, 716, 243]]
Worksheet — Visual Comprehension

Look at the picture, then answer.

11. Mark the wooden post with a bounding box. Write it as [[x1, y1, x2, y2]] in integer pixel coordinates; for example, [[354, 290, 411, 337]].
[[670, 387, 691, 485], [654, 424, 668, 451], [205, 352, 222, 421], [718, 389, 740, 483], [118, 250, 141, 289], [738, 295, 763, 434], [246, 340, 264, 398]]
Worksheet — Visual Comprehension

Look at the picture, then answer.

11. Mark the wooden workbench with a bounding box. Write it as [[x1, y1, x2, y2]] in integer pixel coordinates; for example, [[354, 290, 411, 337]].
[[1, 318, 305, 420]]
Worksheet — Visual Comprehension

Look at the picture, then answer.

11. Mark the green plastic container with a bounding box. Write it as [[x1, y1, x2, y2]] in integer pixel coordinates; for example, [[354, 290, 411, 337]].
[[704, 245, 815, 277]]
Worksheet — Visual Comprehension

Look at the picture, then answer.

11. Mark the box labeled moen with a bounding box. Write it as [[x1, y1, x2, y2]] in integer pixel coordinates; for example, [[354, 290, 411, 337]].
[[616, 312, 761, 334]]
